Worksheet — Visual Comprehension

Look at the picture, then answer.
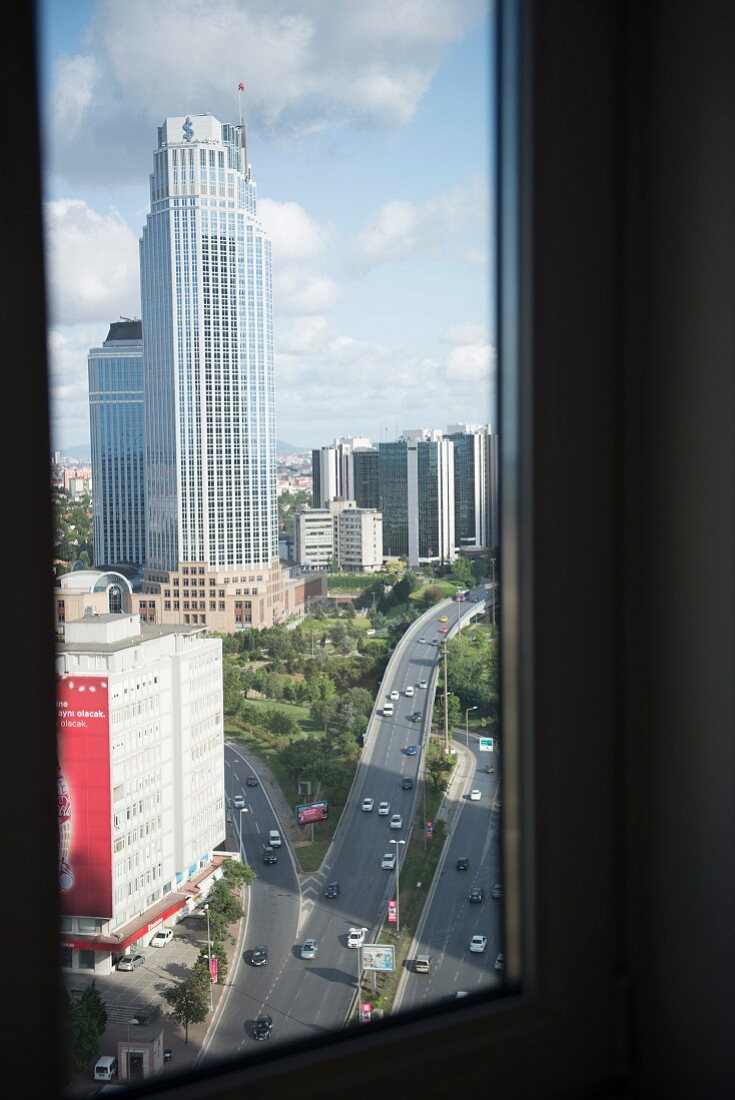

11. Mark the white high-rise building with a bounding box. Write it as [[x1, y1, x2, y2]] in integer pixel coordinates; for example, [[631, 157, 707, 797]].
[[140, 112, 278, 573]]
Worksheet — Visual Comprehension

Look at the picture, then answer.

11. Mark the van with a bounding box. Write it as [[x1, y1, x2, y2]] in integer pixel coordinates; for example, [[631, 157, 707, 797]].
[[93, 1056, 118, 1082], [415, 955, 431, 973], [383, 703, 394, 717]]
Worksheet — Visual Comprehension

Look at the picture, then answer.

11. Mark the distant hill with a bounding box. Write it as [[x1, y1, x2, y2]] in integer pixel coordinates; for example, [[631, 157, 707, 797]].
[[277, 440, 310, 456]]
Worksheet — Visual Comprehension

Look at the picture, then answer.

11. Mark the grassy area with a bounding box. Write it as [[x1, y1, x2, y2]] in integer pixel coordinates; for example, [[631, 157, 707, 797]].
[[327, 574, 378, 591], [240, 696, 322, 735]]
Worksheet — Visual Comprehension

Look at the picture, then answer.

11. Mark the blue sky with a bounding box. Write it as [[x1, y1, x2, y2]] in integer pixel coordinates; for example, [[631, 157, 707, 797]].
[[39, 0, 494, 453]]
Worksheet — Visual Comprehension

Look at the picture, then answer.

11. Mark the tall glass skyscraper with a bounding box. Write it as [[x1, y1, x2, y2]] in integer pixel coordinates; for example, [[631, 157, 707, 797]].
[[140, 112, 278, 573], [88, 320, 146, 567]]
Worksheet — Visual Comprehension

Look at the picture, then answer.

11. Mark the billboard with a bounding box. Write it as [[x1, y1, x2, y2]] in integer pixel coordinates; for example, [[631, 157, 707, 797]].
[[360, 944, 395, 972], [296, 801, 329, 825], [57, 676, 113, 917], [387, 900, 397, 923], [479, 737, 495, 752]]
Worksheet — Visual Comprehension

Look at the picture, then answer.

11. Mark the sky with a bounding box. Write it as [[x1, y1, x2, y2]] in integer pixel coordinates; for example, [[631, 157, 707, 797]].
[[38, 0, 495, 454]]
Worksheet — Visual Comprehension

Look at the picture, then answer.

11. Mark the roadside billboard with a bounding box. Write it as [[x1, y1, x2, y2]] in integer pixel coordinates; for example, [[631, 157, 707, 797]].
[[360, 944, 395, 972], [56, 675, 113, 917], [360, 1002, 372, 1023], [479, 737, 495, 752], [387, 900, 397, 923], [296, 801, 329, 825]]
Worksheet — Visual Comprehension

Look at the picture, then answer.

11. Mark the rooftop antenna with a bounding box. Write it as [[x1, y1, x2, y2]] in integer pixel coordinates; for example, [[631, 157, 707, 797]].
[[236, 81, 250, 180]]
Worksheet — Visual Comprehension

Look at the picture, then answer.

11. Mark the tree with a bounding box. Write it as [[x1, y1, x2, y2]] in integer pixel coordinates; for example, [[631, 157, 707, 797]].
[[221, 859, 257, 890], [205, 878, 244, 941], [425, 740, 456, 792], [61, 986, 106, 1081], [79, 983, 107, 1036], [451, 553, 474, 587], [162, 970, 210, 1043]]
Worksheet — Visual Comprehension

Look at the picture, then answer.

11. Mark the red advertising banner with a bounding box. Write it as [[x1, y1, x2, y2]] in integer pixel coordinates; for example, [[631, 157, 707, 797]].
[[210, 956, 218, 984], [387, 900, 397, 923], [57, 676, 113, 917], [425, 820, 434, 839], [296, 801, 329, 825], [360, 1003, 372, 1023]]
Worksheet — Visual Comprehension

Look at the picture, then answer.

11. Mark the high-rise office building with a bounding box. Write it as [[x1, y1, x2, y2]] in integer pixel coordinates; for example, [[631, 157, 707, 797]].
[[140, 113, 278, 575], [311, 437, 373, 508], [379, 437, 456, 567], [88, 320, 146, 568], [445, 424, 495, 553]]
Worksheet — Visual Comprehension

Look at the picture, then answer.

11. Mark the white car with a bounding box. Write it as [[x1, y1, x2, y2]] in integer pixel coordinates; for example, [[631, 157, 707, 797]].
[[268, 829, 282, 847], [149, 928, 173, 948], [469, 789, 481, 801], [361, 797, 375, 812], [405, 685, 414, 697], [233, 794, 245, 809], [389, 690, 399, 701], [469, 934, 487, 953], [381, 851, 396, 870], [389, 813, 403, 829], [347, 927, 366, 949], [418, 679, 428, 689], [378, 801, 390, 815], [418, 637, 427, 644]]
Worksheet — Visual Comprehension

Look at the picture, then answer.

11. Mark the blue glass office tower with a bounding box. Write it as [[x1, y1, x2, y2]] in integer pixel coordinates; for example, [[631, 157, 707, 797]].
[[88, 320, 146, 567], [139, 113, 278, 573]]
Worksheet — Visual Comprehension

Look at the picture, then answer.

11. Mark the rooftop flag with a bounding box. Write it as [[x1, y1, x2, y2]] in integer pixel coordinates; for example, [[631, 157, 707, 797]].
[[238, 82, 245, 91]]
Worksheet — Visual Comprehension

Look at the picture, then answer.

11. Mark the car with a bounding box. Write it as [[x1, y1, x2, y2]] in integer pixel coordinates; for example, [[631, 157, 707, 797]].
[[346, 927, 366, 949], [491, 882, 503, 899], [484, 764, 495, 774], [414, 955, 431, 973], [439, 615, 449, 622], [469, 886, 485, 903], [361, 797, 375, 812], [149, 928, 173, 948], [268, 829, 282, 847], [469, 789, 481, 800], [430, 639, 440, 647], [389, 813, 403, 829], [456, 857, 469, 870], [252, 1014, 272, 1041], [418, 637, 427, 644], [233, 794, 245, 809], [401, 777, 414, 790], [324, 881, 340, 898], [163, 1049, 172, 1062], [418, 679, 428, 689], [116, 953, 145, 971], [410, 711, 422, 722], [378, 801, 390, 815], [469, 935, 488, 953], [381, 851, 396, 870], [406, 745, 418, 756], [246, 775, 258, 787], [389, 689, 399, 700], [300, 938, 318, 960], [495, 953, 505, 970], [439, 626, 449, 634], [249, 945, 269, 966], [405, 685, 414, 697], [262, 846, 277, 864]]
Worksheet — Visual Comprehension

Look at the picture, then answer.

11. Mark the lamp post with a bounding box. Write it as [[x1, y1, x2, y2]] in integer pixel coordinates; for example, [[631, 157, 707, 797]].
[[465, 705, 478, 750], [491, 556, 497, 627], [237, 806, 249, 855], [126, 1017, 139, 1081], [389, 839, 406, 933], [204, 903, 213, 1012], [355, 926, 369, 1012], [442, 641, 450, 754]]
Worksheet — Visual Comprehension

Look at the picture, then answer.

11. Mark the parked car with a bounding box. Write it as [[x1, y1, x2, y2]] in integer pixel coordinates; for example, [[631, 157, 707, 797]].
[[116, 953, 145, 971], [149, 928, 173, 948]]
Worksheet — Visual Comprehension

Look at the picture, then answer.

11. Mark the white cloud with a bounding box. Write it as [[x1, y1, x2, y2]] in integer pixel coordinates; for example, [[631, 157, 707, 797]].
[[273, 270, 339, 314], [48, 324, 110, 452], [258, 199, 330, 263], [348, 176, 488, 273], [48, 0, 487, 184], [43, 199, 140, 326], [445, 342, 495, 383]]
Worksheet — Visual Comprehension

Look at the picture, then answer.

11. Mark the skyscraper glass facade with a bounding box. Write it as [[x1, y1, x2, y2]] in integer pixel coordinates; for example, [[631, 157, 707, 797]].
[[140, 113, 278, 572], [379, 442, 409, 558], [88, 321, 146, 567]]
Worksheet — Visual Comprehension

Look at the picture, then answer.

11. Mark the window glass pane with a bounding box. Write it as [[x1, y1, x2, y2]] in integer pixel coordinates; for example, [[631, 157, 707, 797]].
[[39, 0, 500, 1090]]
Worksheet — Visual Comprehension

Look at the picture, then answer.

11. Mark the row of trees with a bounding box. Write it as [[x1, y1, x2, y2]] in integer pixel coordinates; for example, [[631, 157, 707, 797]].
[[62, 984, 108, 1082], [163, 860, 256, 1043]]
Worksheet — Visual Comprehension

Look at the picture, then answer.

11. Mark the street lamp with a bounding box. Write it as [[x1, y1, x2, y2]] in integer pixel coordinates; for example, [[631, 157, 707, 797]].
[[442, 641, 450, 754], [465, 705, 478, 750], [237, 806, 249, 855], [204, 903, 213, 1012], [126, 1017, 139, 1081], [389, 839, 406, 933]]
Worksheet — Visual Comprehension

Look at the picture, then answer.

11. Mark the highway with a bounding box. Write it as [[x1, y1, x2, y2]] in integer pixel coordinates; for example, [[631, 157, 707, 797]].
[[202, 585, 495, 1059]]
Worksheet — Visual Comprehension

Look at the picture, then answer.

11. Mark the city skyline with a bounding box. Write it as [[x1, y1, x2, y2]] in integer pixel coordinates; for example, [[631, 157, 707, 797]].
[[39, 1, 494, 453]]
